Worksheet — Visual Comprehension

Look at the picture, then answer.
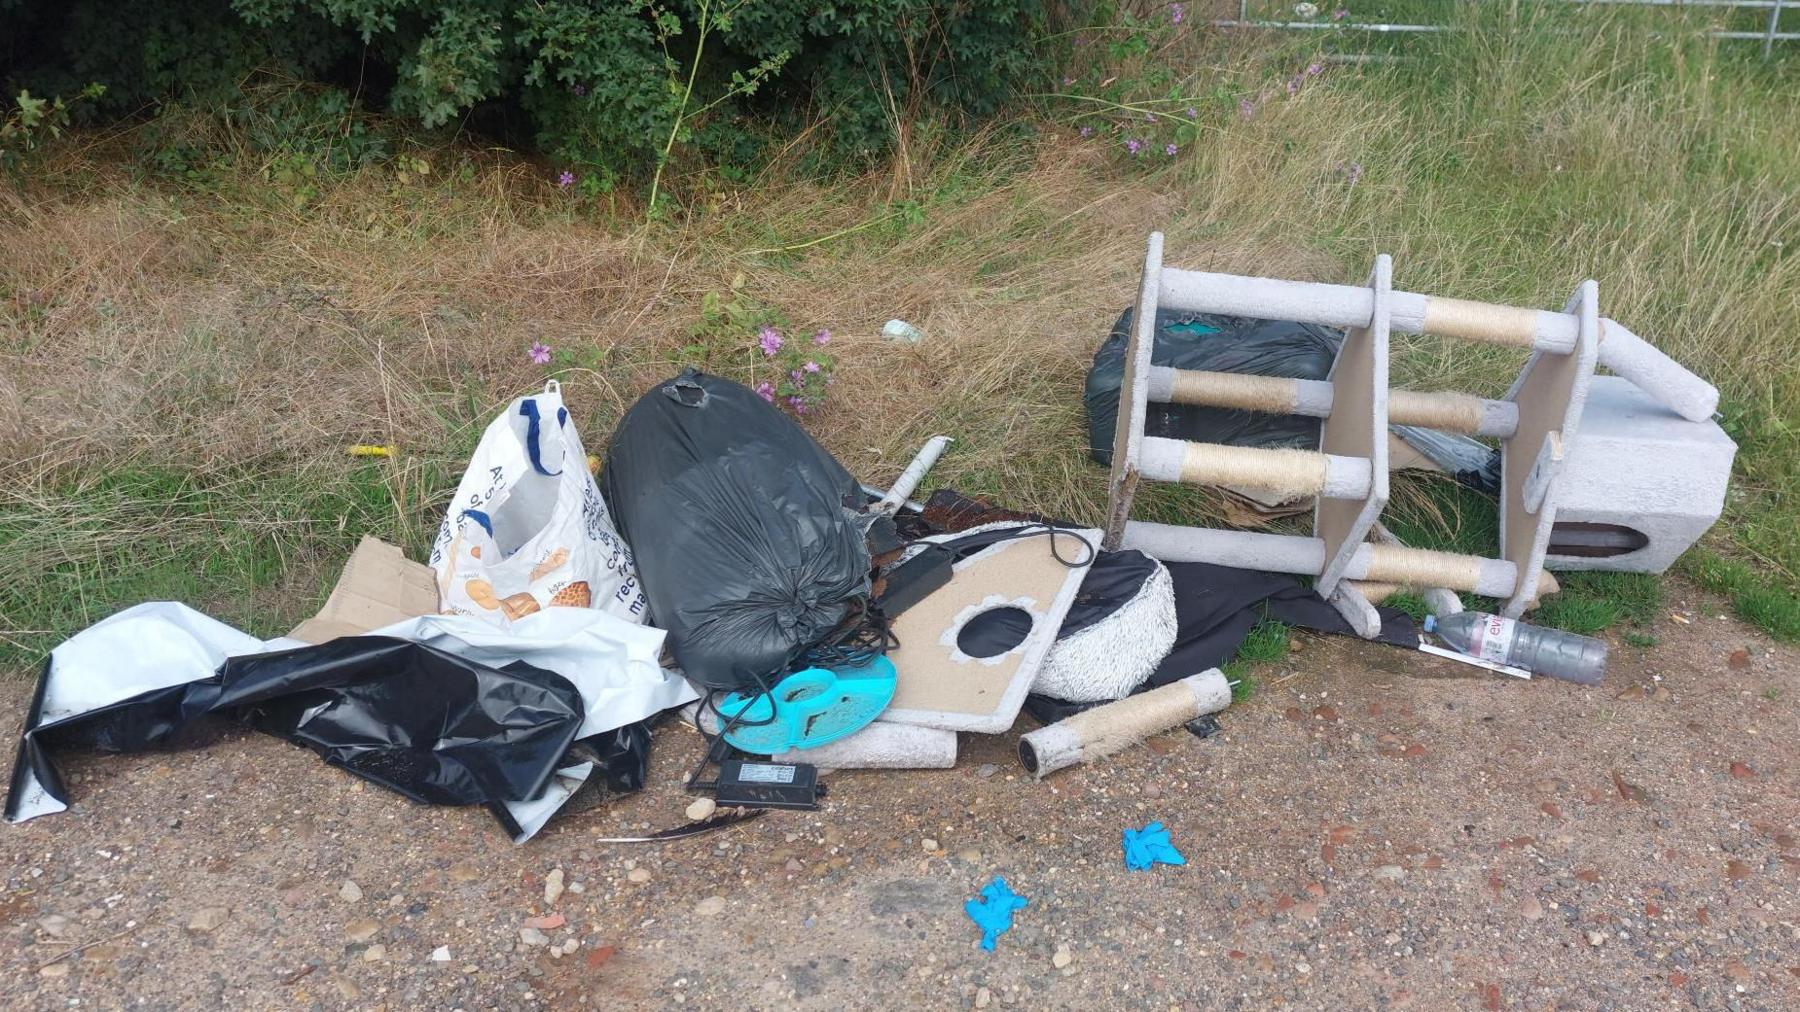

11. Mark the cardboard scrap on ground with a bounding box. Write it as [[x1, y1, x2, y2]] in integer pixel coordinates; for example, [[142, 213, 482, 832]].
[[287, 536, 441, 644]]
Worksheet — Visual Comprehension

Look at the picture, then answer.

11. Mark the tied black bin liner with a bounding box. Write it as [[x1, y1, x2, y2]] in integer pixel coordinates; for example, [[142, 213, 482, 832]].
[[1087, 308, 1340, 466], [8, 637, 586, 818], [1086, 307, 1502, 494], [600, 370, 871, 691]]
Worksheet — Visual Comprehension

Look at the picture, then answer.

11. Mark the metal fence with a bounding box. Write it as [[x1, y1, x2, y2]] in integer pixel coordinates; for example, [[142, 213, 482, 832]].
[[1216, 1, 1797, 58]]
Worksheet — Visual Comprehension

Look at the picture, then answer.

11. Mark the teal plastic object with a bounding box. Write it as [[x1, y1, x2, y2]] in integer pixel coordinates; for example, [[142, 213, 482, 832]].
[[717, 656, 897, 753]]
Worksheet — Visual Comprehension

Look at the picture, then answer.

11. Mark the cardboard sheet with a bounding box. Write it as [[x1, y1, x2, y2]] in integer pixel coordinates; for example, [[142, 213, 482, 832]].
[[288, 536, 441, 644]]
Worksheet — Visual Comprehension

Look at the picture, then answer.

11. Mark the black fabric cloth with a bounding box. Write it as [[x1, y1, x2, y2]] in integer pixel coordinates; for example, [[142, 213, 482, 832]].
[[1023, 562, 1419, 723], [8, 637, 587, 819]]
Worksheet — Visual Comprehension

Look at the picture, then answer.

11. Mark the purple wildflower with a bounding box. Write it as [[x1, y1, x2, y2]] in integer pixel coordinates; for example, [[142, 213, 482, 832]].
[[1170, 3, 1185, 24], [1062, 75, 1075, 87], [572, 83, 587, 96], [1185, 106, 1198, 119], [1079, 126, 1094, 138], [1307, 62, 1323, 76], [754, 381, 775, 403], [803, 360, 821, 373], [1165, 143, 1179, 157], [1126, 138, 1144, 155], [528, 342, 551, 365], [1341, 161, 1364, 185], [1238, 98, 1256, 120], [787, 395, 808, 414], [813, 329, 831, 346], [757, 325, 783, 357], [1333, 8, 1349, 21], [1287, 77, 1301, 96], [556, 170, 575, 189], [790, 369, 804, 383]]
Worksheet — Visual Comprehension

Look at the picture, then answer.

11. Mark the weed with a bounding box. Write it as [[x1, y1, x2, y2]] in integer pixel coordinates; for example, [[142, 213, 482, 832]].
[[1383, 593, 1429, 622], [1223, 618, 1292, 701], [1, 83, 104, 171], [1681, 552, 1800, 642], [1623, 632, 1658, 649]]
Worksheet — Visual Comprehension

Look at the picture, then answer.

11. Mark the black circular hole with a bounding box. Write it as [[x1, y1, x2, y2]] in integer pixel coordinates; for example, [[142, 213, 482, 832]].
[[955, 606, 1034, 659]]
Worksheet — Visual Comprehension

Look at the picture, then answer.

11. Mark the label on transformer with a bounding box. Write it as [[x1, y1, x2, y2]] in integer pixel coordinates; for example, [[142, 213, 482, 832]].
[[736, 763, 797, 784]]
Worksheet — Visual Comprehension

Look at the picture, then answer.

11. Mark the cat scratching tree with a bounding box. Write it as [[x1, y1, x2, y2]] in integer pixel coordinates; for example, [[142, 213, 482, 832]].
[[1104, 232, 1719, 637]]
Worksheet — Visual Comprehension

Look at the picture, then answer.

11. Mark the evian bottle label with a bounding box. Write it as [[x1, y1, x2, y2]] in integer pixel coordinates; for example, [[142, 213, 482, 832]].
[[1470, 613, 1516, 663]]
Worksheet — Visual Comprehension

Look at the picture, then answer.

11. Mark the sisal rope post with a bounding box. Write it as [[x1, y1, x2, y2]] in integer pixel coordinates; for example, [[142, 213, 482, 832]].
[[1421, 297, 1543, 348], [1018, 670, 1231, 779], [1162, 370, 1300, 413], [1387, 389, 1491, 435], [1182, 443, 1326, 499]]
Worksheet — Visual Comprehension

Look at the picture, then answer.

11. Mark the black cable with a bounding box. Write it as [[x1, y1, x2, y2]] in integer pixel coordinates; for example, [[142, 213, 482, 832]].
[[936, 520, 1098, 568]]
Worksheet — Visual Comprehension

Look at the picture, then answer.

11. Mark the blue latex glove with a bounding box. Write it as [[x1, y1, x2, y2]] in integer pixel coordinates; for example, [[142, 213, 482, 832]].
[[1122, 821, 1187, 871], [964, 877, 1030, 951]]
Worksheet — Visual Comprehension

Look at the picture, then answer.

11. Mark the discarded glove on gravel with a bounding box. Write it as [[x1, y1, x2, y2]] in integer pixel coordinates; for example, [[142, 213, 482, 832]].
[[964, 877, 1030, 951], [1122, 821, 1187, 871]]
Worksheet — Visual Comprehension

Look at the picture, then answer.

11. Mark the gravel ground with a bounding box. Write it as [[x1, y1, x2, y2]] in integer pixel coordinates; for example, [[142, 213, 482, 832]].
[[2, 582, 1795, 1011]]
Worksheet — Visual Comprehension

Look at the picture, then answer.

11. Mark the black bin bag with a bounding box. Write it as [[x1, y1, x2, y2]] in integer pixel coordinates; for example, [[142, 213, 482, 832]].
[[600, 370, 871, 691], [1086, 307, 1342, 466], [1086, 307, 1503, 493]]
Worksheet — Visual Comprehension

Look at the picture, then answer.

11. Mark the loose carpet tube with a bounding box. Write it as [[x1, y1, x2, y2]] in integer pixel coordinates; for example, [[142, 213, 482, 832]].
[[1018, 669, 1231, 779]]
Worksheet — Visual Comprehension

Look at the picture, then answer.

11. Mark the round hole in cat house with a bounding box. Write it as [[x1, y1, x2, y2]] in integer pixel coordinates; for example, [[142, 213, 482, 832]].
[[955, 606, 1036, 659]]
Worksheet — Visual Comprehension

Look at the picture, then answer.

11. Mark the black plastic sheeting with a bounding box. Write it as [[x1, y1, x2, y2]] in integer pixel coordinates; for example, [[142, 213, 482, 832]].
[[1024, 560, 1420, 723], [600, 370, 871, 691], [8, 637, 606, 824]]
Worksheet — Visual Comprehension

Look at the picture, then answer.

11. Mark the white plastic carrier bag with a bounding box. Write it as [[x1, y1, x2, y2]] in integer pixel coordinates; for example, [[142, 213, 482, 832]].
[[431, 381, 647, 626]]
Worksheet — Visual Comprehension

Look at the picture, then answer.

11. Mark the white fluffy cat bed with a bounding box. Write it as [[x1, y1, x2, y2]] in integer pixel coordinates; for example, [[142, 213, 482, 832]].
[[1034, 548, 1178, 702]]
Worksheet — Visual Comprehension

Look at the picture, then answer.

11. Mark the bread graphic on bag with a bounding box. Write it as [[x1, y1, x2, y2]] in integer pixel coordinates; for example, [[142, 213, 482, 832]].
[[500, 592, 541, 621], [549, 581, 591, 608], [465, 579, 501, 610], [529, 547, 570, 582]]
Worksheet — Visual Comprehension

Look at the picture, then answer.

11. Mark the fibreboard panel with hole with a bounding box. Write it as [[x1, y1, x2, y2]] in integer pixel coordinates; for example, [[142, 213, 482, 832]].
[[879, 527, 1099, 733]]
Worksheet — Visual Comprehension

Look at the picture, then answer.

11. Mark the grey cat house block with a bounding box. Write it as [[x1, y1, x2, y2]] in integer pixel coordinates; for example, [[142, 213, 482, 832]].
[[1545, 375, 1736, 574]]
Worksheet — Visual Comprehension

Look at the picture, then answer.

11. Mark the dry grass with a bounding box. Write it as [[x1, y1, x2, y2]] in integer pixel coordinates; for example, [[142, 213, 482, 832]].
[[3, 11, 1798, 661]]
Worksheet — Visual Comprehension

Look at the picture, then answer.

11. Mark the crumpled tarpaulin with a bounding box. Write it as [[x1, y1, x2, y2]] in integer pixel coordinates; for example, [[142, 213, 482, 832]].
[[5, 603, 656, 842]]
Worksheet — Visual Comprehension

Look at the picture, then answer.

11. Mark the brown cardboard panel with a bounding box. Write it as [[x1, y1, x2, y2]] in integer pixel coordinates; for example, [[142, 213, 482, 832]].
[[287, 536, 441, 644]]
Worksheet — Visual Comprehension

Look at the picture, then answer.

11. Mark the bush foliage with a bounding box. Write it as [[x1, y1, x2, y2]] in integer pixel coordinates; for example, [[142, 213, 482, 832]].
[[2, 0, 1060, 187]]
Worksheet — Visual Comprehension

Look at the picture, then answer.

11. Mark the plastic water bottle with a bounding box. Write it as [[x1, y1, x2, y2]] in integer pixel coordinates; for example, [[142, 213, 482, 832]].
[[1423, 612, 1608, 685], [881, 319, 925, 344]]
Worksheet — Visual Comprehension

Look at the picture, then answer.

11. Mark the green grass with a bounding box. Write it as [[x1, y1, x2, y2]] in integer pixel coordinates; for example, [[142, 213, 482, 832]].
[[1223, 618, 1292, 702], [0, 463, 435, 666], [1680, 551, 1800, 642]]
